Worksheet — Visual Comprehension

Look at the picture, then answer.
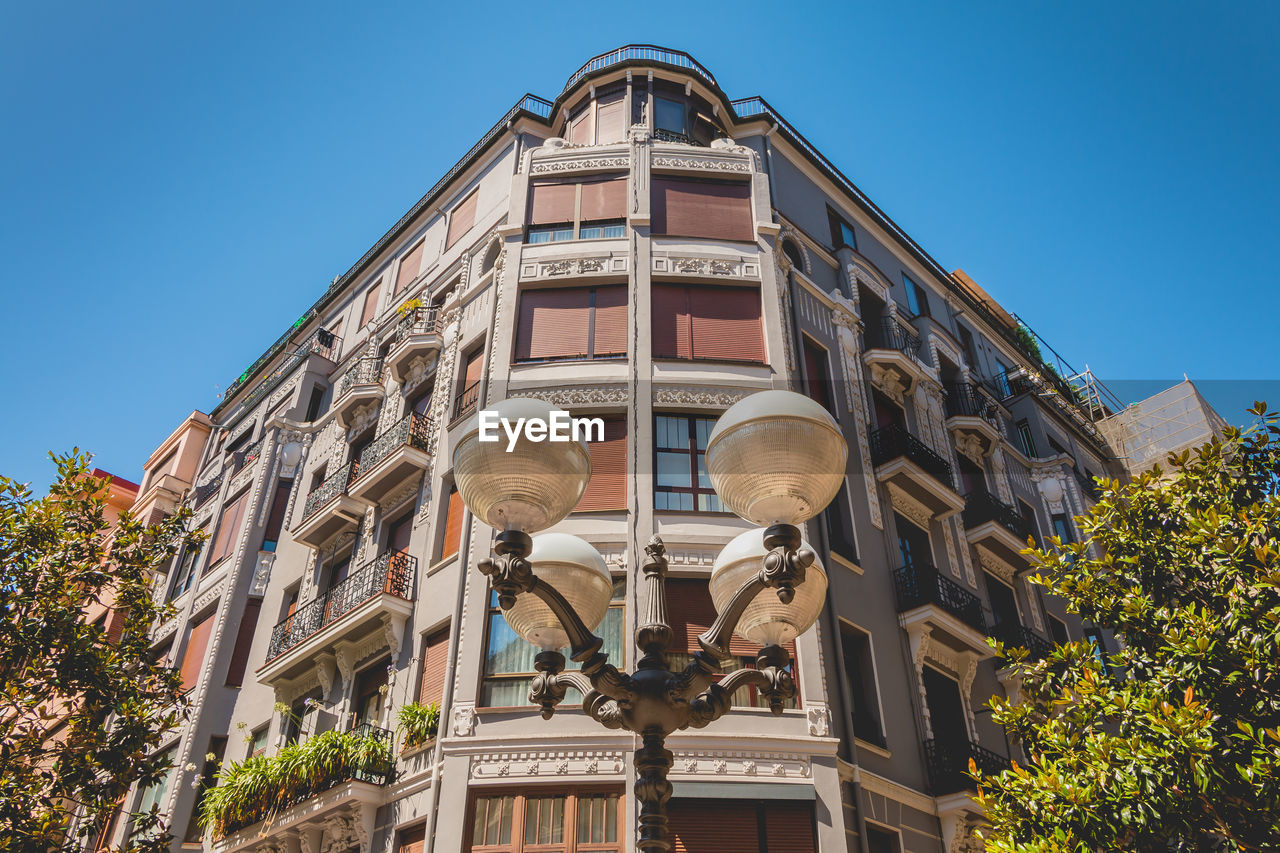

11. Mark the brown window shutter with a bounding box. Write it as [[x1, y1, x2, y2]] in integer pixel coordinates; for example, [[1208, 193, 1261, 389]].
[[803, 340, 831, 411], [398, 825, 426, 853], [360, 281, 381, 326], [569, 105, 594, 145], [515, 288, 591, 360], [665, 579, 795, 659], [652, 178, 754, 242], [418, 627, 450, 706], [104, 608, 127, 645], [689, 287, 764, 362], [575, 417, 627, 512], [463, 349, 484, 385], [592, 284, 628, 356], [651, 285, 692, 359], [670, 800, 760, 852], [441, 486, 464, 560], [207, 491, 247, 565], [595, 94, 625, 144], [527, 180, 578, 225], [224, 599, 262, 687], [763, 802, 816, 853], [179, 613, 214, 693], [446, 192, 478, 248], [395, 242, 423, 293], [580, 177, 627, 221], [263, 480, 293, 544]]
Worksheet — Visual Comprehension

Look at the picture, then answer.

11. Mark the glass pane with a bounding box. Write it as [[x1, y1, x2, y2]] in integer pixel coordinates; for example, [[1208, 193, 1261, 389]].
[[484, 613, 540, 677], [577, 796, 592, 843], [485, 797, 501, 845], [500, 796, 512, 845], [694, 418, 714, 450], [656, 97, 685, 132], [472, 798, 485, 845], [481, 677, 532, 707], [605, 795, 617, 841], [655, 416, 685, 450], [524, 798, 538, 845], [656, 452, 691, 488], [551, 797, 564, 843], [697, 493, 725, 513], [611, 576, 627, 601], [694, 453, 712, 489], [601, 224, 625, 238]]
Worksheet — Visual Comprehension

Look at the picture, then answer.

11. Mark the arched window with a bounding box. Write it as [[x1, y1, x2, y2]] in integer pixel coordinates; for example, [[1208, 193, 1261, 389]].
[[480, 241, 500, 275], [782, 239, 804, 270]]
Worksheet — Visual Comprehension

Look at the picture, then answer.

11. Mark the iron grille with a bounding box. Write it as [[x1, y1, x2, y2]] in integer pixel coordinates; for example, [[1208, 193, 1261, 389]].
[[869, 424, 955, 490], [338, 357, 384, 396], [922, 738, 1010, 795], [300, 461, 358, 521], [873, 318, 922, 356], [944, 383, 1000, 421], [393, 305, 441, 344], [962, 489, 1032, 541], [193, 472, 223, 508], [265, 551, 416, 660], [355, 413, 433, 477], [653, 128, 694, 144], [989, 621, 1054, 662], [453, 380, 480, 421], [892, 563, 987, 635]]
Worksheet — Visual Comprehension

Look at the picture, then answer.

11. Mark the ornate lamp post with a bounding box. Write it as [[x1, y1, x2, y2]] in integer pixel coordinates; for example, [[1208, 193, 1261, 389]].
[[453, 391, 848, 852]]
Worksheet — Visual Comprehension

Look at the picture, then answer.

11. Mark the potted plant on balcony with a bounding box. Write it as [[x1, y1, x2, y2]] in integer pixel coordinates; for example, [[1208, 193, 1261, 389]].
[[396, 701, 440, 753], [396, 297, 425, 318]]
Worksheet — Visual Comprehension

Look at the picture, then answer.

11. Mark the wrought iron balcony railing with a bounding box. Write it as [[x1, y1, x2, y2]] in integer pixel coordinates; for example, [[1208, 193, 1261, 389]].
[[963, 489, 1032, 541], [871, 318, 922, 357], [355, 413, 433, 477], [945, 382, 1000, 421], [923, 738, 1010, 795], [338, 357, 384, 396], [233, 329, 342, 414], [393, 305, 442, 343], [893, 563, 987, 635], [266, 552, 416, 660], [453, 380, 481, 421], [301, 461, 359, 522], [229, 436, 265, 476], [1073, 466, 1101, 502], [989, 368, 1033, 402], [653, 128, 694, 144], [870, 424, 955, 490], [193, 472, 223, 508], [989, 621, 1054, 662]]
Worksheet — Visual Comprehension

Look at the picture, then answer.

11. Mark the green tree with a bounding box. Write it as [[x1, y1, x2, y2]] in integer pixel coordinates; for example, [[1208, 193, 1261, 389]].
[[978, 405, 1280, 851], [0, 452, 200, 852]]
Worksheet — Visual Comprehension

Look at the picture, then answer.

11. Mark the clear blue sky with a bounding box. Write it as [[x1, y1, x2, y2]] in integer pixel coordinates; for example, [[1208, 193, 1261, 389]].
[[2, 1, 1277, 490]]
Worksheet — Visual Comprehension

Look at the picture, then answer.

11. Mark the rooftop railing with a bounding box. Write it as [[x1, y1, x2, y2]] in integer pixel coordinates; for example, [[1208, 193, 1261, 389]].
[[870, 424, 955, 490], [266, 551, 416, 660], [893, 563, 987, 635], [561, 45, 717, 93]]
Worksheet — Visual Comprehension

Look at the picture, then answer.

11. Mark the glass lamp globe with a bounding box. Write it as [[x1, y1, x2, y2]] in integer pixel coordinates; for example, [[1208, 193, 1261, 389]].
[[709, 527, 828, 647], [705, 390, 848, 526], [452, 397, 592, 532], [504, 533, 613, 651]]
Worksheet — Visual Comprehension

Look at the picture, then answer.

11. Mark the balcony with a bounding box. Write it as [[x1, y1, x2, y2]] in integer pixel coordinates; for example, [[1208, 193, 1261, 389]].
[[863, 318, 929, 400], [989, 621, 1054, 663], [962, 489, 1033, 567], [193, 471, 224, 508], [1073, 466, 1101, 503], [290, 462, 368, 549], [894, 563, 992, 658], [347, 413, 434, 503], [453, 379, 480, 422], [944, 383, 1003, 455], [870, 424, 965, 516], [331, 357, 385, 428], [210, 724, 393, 853], [257, 552, 415, 685], [923, 738, 1010, 796], [386, 306, 443, 385]]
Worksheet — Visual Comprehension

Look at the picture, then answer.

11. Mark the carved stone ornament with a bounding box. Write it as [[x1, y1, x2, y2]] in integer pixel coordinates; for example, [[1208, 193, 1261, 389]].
[[651, 154, 751, 173], [530, 155, 630, 175], [453, 703, 477, 736], [954, 431, 986, 466], [517, 385, 629, 408], [345, 403, 380, 441], [887, 483, 934, 529], [869, 363, 908, 405], [806, 703, 831, 737], [653, 385, 752, 407], [249, 551, 275, 597], [403, 352, 438, 392]]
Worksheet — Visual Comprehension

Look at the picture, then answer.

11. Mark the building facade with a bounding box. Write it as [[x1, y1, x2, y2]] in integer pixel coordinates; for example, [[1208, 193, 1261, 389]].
[[101, 46, 1140, 853]]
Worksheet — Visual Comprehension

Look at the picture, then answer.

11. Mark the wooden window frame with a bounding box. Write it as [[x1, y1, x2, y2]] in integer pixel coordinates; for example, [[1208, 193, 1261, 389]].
[[466, 787, 624, 853], [653, 414, 726, 514]]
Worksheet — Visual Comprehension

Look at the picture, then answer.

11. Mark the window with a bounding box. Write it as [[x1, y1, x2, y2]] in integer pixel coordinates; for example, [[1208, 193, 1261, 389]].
[[895, 513, 931, 569], [247, 725, 269, 758], [515, 286, 627, 362], [179, 612, 214, 692], [419, 626, 451, 707], [526, 176, 627, 243], [902, 274, 930, 317], [824, 488, 858, 563], [652, 178, 753, 242], [129, 746, 176, 842], [1051, 513, 1074, 544], [651, 284, 764, 363], [283, 689, 320, 744], [261, 479, 293, 552], [668, 799, 816, 853], [469, 790, 623, 853], [664, 577, 797, 710], [206, 490, 249, 569], [447, 191, 479, 249], [840, 623, 884, 746], [865, 824, 903, 853], [1083, 625, 1110, 675], [360, 279, 382, 326], [482, 579, 625, 707], [1048, 615, 1069, 645], [565, 90, 625, 146], [575, 416, 627, 512], [828, 209, 857, 250], [395, 241, 424, 293], [224, 598, 262, 687], [453, 347, 483, 420], [352, 657, 391, 728], [958, 326, 977, 368], [655, 96, 687, 136], [440, 484, 464, 561], [802, 338, 833, 412], [183, 737, 226, 843], [1018, 499, 1042, 547], [399, 825, 427, 853], [654, 415, 724, 513], [1016, 419, 1037, 457], [305, 385, 326, 421], [167, 539, 202, 601]]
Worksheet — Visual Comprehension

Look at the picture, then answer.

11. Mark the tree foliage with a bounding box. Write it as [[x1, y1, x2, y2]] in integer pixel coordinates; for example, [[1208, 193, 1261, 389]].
[[0, 452, 199, 852], [978, 406, 1280, 851]]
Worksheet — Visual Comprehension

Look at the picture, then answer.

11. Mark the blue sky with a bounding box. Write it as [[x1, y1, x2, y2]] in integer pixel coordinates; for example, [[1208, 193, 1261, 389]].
[[2, 1, 1277, 490]]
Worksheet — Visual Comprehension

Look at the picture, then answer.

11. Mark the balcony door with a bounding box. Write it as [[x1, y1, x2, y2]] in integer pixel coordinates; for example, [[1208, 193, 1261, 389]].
[[895, 513, 931, 570], [352, 657, 390, 729], [985, 572, 1020, 635], [922, 665, 968, 751], [957, 456, 986, 496], [872, 389, 905, 431], [385, 514, 413, 595]]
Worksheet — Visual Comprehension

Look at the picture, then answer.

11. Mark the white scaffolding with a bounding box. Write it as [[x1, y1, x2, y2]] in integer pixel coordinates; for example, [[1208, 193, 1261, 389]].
[[1096, 379, 1229, 476]]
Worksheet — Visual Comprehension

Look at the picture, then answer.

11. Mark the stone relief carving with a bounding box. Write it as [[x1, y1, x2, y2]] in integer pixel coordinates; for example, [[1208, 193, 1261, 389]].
[[452, 703, 477, 737], [806, 704, 831, 737], [869, 363, 908, 405], [886, 483, 932, 530], [831, 294, 884, 530], [530, 156, 630, 175], [518, 385, 629, 407], [653, 385, 751, 407], [651, 155, 751, 173]]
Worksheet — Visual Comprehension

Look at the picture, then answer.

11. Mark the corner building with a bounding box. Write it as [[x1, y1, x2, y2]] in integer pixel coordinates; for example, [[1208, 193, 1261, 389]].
[[120, 47, 1126, 853]]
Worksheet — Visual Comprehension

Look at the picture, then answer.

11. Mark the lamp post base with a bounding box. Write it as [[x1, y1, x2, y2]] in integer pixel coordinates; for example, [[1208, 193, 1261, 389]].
[[635, 729, 674, 853]]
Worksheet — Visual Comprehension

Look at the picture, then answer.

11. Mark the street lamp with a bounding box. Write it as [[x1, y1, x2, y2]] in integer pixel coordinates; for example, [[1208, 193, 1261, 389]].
[[453, 391, 848, 852]]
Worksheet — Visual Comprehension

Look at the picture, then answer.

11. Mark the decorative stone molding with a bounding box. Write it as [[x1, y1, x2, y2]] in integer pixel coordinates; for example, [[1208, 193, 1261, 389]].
[[249, 551, 275, 597], [954, 516, 976, 586], [315, 652, 336, 700], [806, 703, 831, 738], [870, 362, 908, 405], [887, 483, 933, 530], [269, 377, 300, 410], [520, 255, 627, 279], [452, 703, 477, 737], [345, 403, 380, 442], [402, 353, 438, 394], [940, 514, 962, 581], [380, 477, 421, 513], [470, 749, 625, 780], [670, 750, 811, 780], [845, 258, 891, 304], [831, 293, 883, 529], [380, 612, 406, 657], [653, 385, 752, 407], [955, 432, 985, 467], [651, 154, 751, 173], [663, 546, 722, 569], [517, 385, 629, 408], [651, 255, 759, 279], [530, 155, 630, 175], [191, 579, 226, 619], [976, 545, 1016, 584]]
